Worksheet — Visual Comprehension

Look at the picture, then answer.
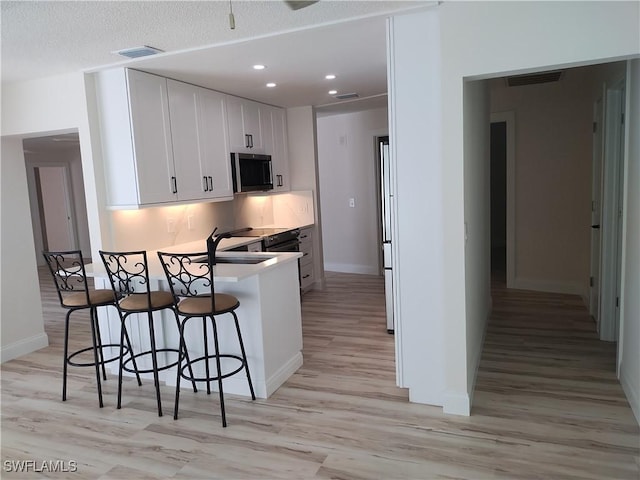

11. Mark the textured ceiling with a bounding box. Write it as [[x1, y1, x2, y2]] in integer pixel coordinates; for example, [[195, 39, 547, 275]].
[[2, 0, 431, 110]]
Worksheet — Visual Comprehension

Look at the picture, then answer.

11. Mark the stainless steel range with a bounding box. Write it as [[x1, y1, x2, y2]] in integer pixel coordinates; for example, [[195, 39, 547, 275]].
[[231, 227, 301, 252]]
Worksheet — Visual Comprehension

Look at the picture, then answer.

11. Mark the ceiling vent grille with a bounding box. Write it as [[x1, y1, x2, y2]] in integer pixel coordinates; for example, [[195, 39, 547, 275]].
[[334, 93, 359, 100], [114, 46, 164, 59], [506, 70, 564, 87]]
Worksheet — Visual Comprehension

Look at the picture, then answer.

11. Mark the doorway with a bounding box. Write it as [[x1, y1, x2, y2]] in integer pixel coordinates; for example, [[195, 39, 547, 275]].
[[23, 132, 91, 264], [490, 121, 507, 283]]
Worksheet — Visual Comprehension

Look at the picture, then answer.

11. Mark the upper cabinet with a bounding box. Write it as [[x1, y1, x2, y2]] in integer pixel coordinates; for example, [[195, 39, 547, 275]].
[[167, 80, 233, 201], [95, 69, 233, 208], [226, 96, 265, 153], [271, 107, 291, 192], [96, 68, 177, 207], [95, 68, 289, 208], [265, 106, 291, 192]]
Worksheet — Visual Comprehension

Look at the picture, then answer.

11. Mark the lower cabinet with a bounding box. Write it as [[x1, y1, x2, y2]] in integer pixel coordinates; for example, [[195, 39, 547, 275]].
[[298, 227, 314, 292]]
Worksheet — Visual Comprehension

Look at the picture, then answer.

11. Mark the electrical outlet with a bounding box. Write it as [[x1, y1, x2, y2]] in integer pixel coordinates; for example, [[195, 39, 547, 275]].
[[349, 198, 355, 208], [187, 215, 194, 230], [167, 218, 175, 233]]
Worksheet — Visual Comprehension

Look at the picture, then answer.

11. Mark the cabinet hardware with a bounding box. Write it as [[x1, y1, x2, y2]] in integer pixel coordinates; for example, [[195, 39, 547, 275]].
[[171, 176, 178, 194], [302, 274, 310, 279], [203, 176, 209, 192], [208, 176, 213, 191], [249, 134, 254, 148]]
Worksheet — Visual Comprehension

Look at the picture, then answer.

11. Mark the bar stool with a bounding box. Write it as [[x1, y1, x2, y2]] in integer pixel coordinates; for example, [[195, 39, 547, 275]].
[[99, 250, 196, 417], [157, 251, 256, 427], [42, 250, 135, 408]]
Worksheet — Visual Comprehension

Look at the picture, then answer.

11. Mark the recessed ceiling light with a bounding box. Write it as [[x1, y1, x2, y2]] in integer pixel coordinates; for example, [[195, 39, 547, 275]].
[[253, 64, 266, 70], [325, 74, 336, 80], [328, 90, 337, 95], [266, 83, 277, 88]]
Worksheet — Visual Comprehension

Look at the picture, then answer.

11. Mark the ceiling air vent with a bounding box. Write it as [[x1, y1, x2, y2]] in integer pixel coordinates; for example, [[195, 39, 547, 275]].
[[506, 70, 564, 87], [334, 93, 359, 100], [114, 45, 164, 59]]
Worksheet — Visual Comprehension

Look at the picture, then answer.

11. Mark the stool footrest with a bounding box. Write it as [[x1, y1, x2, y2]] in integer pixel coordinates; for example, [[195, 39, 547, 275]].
[[122, 348, 181, 375], [179, 354, 246, 382], [67, 344, 128, 368]]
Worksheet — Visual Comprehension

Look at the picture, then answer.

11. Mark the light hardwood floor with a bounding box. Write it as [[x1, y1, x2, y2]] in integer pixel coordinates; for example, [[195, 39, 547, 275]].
[[1, 270, 638, 479]]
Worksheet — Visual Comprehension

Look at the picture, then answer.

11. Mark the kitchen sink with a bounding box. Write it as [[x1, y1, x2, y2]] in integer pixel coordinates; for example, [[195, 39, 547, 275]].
[[193, 256, 275, 265]]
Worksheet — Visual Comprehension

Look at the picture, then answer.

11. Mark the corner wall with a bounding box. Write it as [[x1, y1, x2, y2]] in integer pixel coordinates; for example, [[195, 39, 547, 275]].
[[1, 72, 95, 361], [438, 0, 640, 415], [1, 137, 49, 361], [461, 79, 491, 412], [619, 59, 640, 424]]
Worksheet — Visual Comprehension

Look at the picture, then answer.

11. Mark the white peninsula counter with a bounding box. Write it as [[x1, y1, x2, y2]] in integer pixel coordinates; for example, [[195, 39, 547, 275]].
[[88, 239, 303, 399]]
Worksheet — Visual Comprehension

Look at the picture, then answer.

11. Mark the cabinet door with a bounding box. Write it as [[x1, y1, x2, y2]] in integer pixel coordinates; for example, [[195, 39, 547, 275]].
[[226, 95, 264, 153], [242, 99, 263, 152], [127, 69, 177, 204], [167, 80, 207, 201], [199, 89, 233, 199], [270, 107, 290, 192]]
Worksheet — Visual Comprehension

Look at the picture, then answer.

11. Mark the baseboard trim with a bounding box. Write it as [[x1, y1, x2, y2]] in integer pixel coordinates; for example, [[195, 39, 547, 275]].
[[620, 365, 640, 426], [512, 277, 586, 298], [324, 263, 378, 275], [266, 352, 304, 397], [0, 332, 49, 363], [442, 391, 471, 416]]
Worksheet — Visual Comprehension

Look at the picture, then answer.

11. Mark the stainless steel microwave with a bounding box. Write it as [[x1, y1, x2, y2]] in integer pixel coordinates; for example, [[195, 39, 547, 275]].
[[230, 153, 273, 193]]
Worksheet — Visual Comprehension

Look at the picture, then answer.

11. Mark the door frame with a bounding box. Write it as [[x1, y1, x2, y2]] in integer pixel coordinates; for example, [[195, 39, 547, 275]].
[[599, 78, 626, 342], [590, 96, 604, 325], [490, 111, 515, 288]]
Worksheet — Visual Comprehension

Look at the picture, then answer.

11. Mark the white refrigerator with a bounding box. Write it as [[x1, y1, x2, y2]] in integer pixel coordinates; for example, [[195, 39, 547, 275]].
[[379, 137, 394, 333]]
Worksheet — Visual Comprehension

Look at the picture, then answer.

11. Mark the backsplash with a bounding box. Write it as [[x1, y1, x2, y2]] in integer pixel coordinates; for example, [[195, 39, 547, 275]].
[[109, 190, 314, 251]]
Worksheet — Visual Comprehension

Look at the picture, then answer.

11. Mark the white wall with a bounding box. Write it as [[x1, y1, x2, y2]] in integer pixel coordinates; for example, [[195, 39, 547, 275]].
[[1, 72, 95, 361], [619, 59, 640, 424], [0, 137, 49, 361], [462, 79, 491, 410], [317, 108, 388, 275], [388, 8, 446, 405]]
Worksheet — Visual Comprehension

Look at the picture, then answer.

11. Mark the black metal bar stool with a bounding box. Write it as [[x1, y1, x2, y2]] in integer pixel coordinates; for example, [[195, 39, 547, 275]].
[[42, 250, 136, 408], [157, 251, 256, 427], [99, 250, 196, 417]]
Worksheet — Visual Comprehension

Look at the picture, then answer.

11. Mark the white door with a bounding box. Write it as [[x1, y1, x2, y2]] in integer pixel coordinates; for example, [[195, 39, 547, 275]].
[[38, 166, 76, 251], [589, 98, 604, 326]]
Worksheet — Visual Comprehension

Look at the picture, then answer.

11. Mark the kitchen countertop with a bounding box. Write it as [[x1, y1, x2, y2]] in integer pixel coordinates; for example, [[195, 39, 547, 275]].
[[86, 238, 302, 283]]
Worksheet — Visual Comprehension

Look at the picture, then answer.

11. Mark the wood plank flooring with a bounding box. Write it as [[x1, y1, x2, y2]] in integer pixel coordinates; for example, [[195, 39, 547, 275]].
[[1, 269, 638, 479]]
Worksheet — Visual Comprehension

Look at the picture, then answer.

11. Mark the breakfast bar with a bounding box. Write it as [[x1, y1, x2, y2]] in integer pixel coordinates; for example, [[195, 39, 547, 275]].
[[87, 239, 304, 399]]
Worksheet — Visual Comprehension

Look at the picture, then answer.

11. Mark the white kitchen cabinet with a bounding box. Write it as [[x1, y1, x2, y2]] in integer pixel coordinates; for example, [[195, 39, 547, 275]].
[[265, 106, 291, 192], [167, 80, 233, 201], [298, 226, 314, 292], [226, 95, 265, 153], [96, 68, 178, 207]]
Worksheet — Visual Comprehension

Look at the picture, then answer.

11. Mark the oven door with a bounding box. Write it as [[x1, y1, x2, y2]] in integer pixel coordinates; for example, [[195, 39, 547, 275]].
[[264, 238, 300, 252]]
